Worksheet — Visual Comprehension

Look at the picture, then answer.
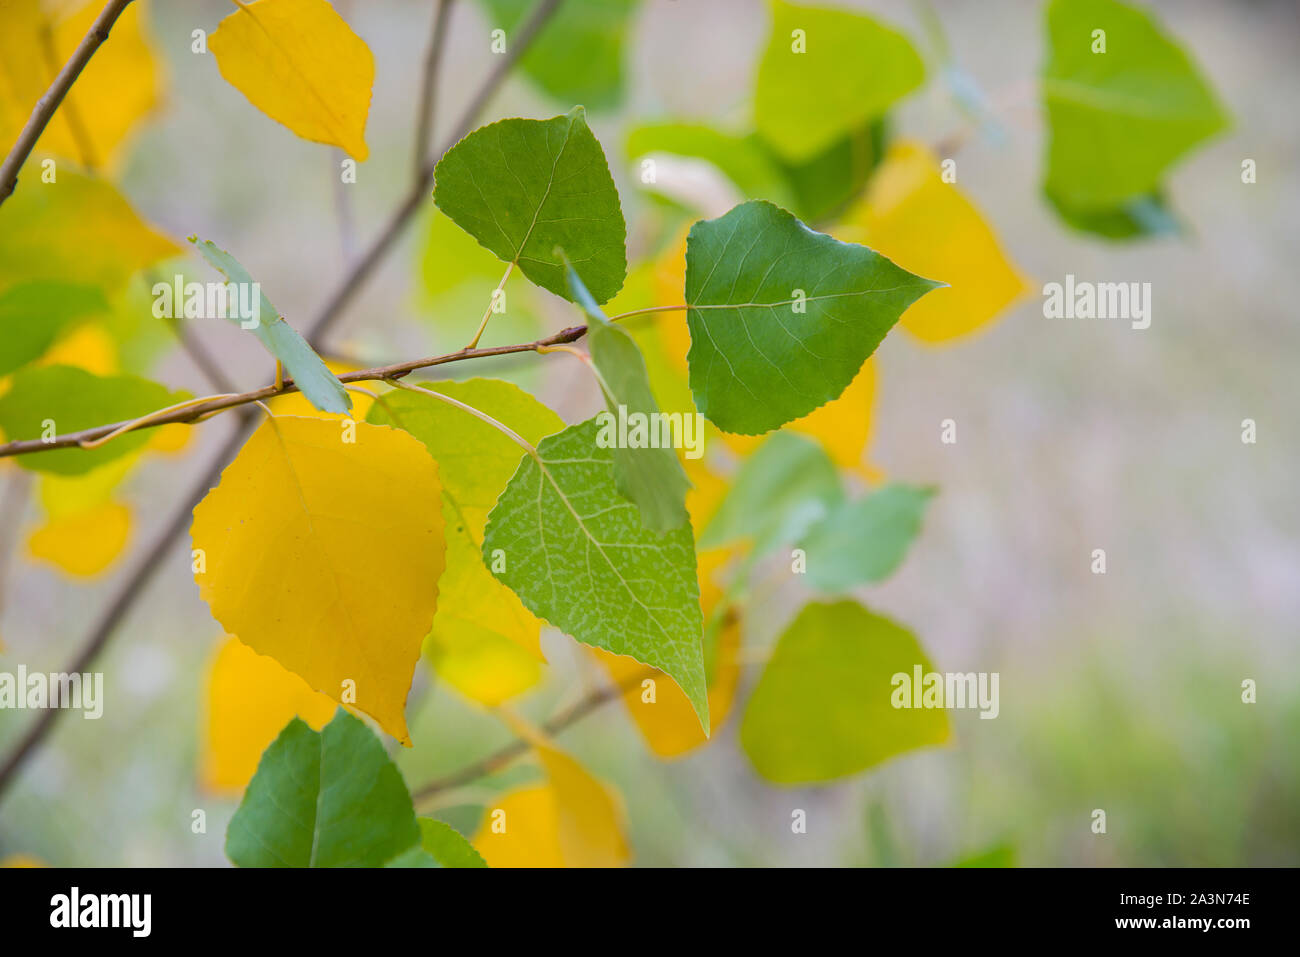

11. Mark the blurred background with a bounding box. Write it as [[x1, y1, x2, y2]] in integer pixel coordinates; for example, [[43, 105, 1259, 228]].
[[1, 0, 1297, 866]]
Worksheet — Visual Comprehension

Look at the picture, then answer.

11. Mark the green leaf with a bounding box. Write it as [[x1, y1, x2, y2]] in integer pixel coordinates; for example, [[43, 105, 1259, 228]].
[[566, 264, 690, 534], [433, 107, 627, 303], [685, 200, 940, 435], [763, 119, 888, 223], [1045, 186, 1182, 241], [625, 123, 796, 209], [188, 237, 350, 414], [225, 710, 420, 868], [0, 366, 188, 475], [417, 818, 488, 868], [0, 281, 109, 377], [799, 484, 934, 592], [740, 601, 949, 784], [478, 0, 637, 111], [482, 417, 709, 733], [1042, 0, 1229, 211], [699, 431, 842, 557], [366, 378, 563, 697], [755, 0, 924, 164]]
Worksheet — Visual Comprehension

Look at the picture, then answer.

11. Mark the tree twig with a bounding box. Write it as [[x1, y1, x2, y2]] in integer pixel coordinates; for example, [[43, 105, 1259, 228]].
[[411, 668, 652, 806], [413, 0, 456, 180], [0, 324, 589, 459], [0, 0, 134, 204], [305, 0, 564, 344]]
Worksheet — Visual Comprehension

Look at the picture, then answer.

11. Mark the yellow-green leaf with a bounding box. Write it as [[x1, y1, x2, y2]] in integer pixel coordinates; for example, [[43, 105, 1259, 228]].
[[190, 415, 445, 744]]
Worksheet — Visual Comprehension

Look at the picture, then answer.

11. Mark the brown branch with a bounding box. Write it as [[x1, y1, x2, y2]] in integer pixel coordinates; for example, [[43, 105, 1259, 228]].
[[0, 324, 588, 460], [0, 0, 133, 204], [413, 0, 456, 180], [305, 0, 564, 344], [411, 669, 652, 806]]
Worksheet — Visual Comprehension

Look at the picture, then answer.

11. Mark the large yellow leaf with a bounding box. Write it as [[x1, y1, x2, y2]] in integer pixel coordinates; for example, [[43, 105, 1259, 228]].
[[474, 723, 630, 868], [200, 635, 336, 793], [190, 415, 444, 744], [0, 0, 161, 171], [840, 140, 1028, 343], [210, 0, 374, 161]]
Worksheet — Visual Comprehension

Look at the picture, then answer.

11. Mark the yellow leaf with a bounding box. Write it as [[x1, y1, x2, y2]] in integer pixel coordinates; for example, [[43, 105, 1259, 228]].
[[38, 321, 118, 374], [37, 455, 134, 518], [473, 729, 631, 868], [423, 617, 541, 707], [210, 0, 374, 161], [190, 415, 445, 745], [28, 501, 130, 577], [0, 853, 45, 867], [268, 359, 374, 421], [146, 422, 192, 455], [200, 635, 336, 793], [0, 169, 178, 294], [591, 547, 742, 758], [0, 0, 161, 171], [841, 139, 1028, 343]]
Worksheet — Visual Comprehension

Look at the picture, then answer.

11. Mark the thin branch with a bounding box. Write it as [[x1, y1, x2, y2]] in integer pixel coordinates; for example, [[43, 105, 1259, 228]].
[[305, 0, 564, 344], [413, 0, 456, 180], [412, 668, 652, 805], [0, 324, 588, 460], [0, 0, 134, 204]]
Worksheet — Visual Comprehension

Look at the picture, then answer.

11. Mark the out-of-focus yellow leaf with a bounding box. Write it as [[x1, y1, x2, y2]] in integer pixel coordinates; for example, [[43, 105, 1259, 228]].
[[474, 721, 630, 868], [28, 501, 129, 576], [591, 547, 741, 759], [0, 170, 178, 294], [0, 0, 161, 171], [146, 422, 192, 455], [210, 0, 374, 161], [37, 321, 117, 374], [200, 635, 337, 794], [37, 455, 133, 517], [840, 140, 1028, 343], [0, 853, 45, 867], [423, 619, 541, 707], [190, 415, 445, 745]]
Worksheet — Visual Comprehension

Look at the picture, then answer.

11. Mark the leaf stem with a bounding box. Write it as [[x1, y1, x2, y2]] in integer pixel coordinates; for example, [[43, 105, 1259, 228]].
[[466, 260, 514, 349]]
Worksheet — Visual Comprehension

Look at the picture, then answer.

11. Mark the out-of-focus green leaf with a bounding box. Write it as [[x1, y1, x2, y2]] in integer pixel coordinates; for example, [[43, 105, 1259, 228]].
[[700, 431, 842, 557], [1045, 187, 1182, 241], [755, 0, 923, 164], [479, 0, 637, 112], [0, 282, 108, 377], [741, 600, 950, 784], [799, 484, 934, 591], [0, 366, 187, 475], [1042, 0, 1229, 213]]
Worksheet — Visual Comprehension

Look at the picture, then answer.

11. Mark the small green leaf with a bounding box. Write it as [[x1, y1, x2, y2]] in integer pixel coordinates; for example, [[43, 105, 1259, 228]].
[[482, 417, 708, 733], [0, 281, 109, 377], [700, 431, 843, 557], [685, 200, 940, 435], [478, 0, 637, 111], [755, 0, 923, 164], [0, 366, 188, 475], [1042, 0, 1229, 212], [762, 119, 888, 223], [799, 484, 934, 591], [418, 818, 487, 868], [567, 263, 690, 534], [1045, 186, 1182, 241], [433, 107, 627, 303], [741, 601, 949, 784], [188, 237, 350, 414], [226, 710, 420, 868]]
